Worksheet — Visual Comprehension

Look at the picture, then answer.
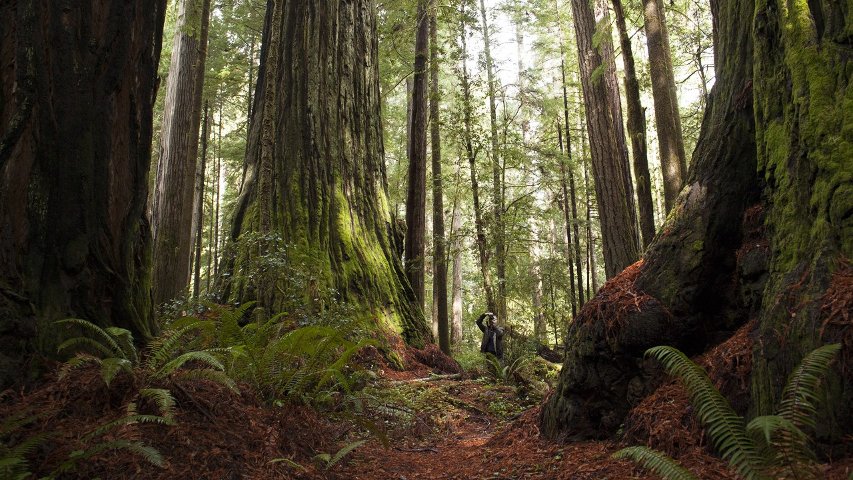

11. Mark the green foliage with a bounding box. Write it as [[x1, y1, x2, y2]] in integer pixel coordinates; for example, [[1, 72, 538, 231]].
[[615, 344, 841, 480], [51, 402, 168, 477], [483, 353, 530, 384], [613, 446, 698, 480], [0, 414, 44, 480], [313, 439, 367, 470], [196, 302, 376, 402]]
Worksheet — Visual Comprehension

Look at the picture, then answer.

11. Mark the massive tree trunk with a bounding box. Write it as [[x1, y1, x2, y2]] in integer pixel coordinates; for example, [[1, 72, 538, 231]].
[[612, 0, 656, 248], [219, 0, 430, 344], [569, 0, 640, 279], [152, 0, 212, 305], [749, 0, 852, 437], [643, 0, 688, 212], [405, 0, 430, 309], [542, 0, 851, 444], [0, 0, 166, 385], [479, 0, 507, 323]]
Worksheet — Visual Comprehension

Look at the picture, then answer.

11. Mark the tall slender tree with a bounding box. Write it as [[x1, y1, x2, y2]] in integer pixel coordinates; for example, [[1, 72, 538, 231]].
[[152, 0, 212, 305], [192, 100, 210, 298], [460, 3, 497, 314], [479, 0, 507, 323], [612, 0, 656, 247], [643, 0, 688, 212], [0, 0, 166, 385], [569, 0, 640, 279], [405, 0, 431, 310], [429, 3, 450, 354]]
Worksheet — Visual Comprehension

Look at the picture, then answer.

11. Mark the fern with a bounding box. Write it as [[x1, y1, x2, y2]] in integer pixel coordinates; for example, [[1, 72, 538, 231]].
[[0, 414, 45, 480], [647, 346, 763, 479], [55, 319, 131, 360], [621, 344, 841, 480], [614, 446, 698, 480], [140, 388, 177, 420], [314, 439, 367, 470]]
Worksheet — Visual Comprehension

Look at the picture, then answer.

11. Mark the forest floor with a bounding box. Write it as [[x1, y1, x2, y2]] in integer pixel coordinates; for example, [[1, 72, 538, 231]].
[[2, 332, 852, 479]]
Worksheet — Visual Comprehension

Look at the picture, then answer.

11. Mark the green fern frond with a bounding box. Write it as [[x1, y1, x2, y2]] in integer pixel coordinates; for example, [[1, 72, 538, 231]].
[[155, 350, 225, 378], [173, 368, 239, 392], [55, 319, 127, 359], [83, 411, 173, 441], [58, 354, 102, 380], [326, 439, 366, 469], [57, 336, 115, 359], [613, 446, 698, 480], [99, 357, 134, 386], [146, 321, 212, 370], [140, 388, 176, 419], [647, 346, 763, 479], [105, 327, 138, 364], [59, 439, 165, 470], [778, 343, 840, 431]]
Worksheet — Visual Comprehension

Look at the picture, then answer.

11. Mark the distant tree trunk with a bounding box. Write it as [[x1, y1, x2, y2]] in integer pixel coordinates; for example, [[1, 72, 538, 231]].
[[460, 6, 496, 314], [479, 0, 507, 323], [559, 57, 586, 310], [213, 109, 222, 279], [429, 5, 450, 354], [152, 0, 212, 306], [541, 0, 768, 440], [0, 0, 166, 386], [450, 188, 464, 347], [643, 0, 688, 212], [612, 0, 656, 247], [580, 122, 598, 295], [405, 0, 430, 310], [192, 101, 210, 299], [569, 0, 640, 280], [556, 123, 578, 319], [220, 0, 430, 344], [531, 240, 546, 345]]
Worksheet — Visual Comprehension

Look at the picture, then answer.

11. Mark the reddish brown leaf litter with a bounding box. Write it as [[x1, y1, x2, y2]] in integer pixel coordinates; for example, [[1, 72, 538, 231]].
[[820, 257, 852, 375], [736, 203, 769, 262], [622, 320, 755, 464], [575, 260, 671, 340]]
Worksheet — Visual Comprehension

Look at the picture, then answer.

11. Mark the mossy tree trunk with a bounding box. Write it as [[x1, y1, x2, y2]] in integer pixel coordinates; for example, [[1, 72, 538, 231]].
[[542, 0, 851, 444], [0, 0, 166, 386], [218, 0, 430, 345], [750, 0, 852, 440]]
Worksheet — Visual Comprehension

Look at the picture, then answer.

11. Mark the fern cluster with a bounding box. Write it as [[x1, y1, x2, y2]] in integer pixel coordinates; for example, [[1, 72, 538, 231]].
[[615, 343, 841, 480], [194, 302, 376, 401]]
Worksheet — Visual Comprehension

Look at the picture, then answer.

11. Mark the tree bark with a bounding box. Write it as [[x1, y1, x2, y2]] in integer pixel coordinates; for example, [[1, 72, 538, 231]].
[[542, 0, 760, 440], [0, 0, 166, 385], [405, 0, 430, 310], [749, 0, 852, 439], [556, 123, 578, 319], [459, 5, 496, 314], [152, 0, 212, 306], [479, 0, 507, 324], [219, 0, 430, 345], [612, 0, 656, 247], [429, 5, 450, 355], [450, 187, 464, 348], [643, 0, 688, 212], [569, 0, 641, 280], [192, 100, 210, 299]]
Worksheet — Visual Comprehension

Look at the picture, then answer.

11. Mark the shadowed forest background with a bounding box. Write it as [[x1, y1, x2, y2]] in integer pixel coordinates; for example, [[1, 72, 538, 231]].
[[0, 0, 850, 478]]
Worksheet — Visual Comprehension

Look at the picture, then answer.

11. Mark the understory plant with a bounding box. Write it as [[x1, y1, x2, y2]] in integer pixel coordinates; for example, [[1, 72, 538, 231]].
[[615, 343, 841, 480]]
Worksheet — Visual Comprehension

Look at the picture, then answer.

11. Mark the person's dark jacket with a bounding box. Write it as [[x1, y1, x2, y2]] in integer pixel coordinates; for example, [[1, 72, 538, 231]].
[[476, 313, 504, 359]]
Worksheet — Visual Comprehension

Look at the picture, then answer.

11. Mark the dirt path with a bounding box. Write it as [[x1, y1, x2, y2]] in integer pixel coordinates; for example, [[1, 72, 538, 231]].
[[331, 378, 653, 480]]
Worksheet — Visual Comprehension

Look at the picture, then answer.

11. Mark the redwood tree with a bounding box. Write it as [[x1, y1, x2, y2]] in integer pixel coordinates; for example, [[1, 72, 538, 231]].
[[152, 0, 212, 306], [219, 0, 430, 344], [0, 0, 166, 385], [569, 0, 640, 279]]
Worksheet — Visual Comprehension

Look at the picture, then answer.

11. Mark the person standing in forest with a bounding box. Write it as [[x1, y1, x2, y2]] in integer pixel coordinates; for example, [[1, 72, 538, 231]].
[[476, 312, 504, 360]]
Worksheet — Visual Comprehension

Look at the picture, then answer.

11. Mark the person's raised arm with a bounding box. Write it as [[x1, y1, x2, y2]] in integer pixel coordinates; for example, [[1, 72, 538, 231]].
[[476, 312, 489, 332]]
